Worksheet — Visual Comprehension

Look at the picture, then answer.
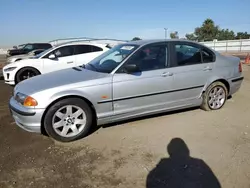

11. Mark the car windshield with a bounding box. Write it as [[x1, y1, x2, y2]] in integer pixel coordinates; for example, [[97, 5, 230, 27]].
[[18, 44, 25, 49], [32, 47, 53, 59], [84, 44, 139, 73], [23, 44, 34, 50]]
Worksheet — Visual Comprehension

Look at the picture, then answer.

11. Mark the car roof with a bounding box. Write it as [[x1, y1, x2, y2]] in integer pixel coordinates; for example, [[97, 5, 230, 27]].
[[54, 41, 109, 48], [126, 39, 202, 45], [25, 43, 51, 45], [125, 39, 217, 53]]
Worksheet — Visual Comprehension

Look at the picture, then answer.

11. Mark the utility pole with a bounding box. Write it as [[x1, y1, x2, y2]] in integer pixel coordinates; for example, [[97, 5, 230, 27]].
[[164, 28, 168, 39]]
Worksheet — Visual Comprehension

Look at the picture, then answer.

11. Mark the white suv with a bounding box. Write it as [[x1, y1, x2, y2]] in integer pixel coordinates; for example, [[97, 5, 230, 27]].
[[2, 42, 110, 85]]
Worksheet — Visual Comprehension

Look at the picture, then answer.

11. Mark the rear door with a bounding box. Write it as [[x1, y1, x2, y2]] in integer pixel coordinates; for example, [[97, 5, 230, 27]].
[[74, 44, 105, 66], [42, 45, 76, 73], [168, 41, 215, 103]]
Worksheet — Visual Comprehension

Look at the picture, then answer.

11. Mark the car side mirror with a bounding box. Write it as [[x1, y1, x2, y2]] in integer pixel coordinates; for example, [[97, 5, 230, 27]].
[[48, 54, 56, 59], [123, 64, 140, 73]]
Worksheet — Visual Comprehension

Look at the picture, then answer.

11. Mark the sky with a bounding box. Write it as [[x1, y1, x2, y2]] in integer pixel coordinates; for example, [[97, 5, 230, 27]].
[[0, 0, 250, 46]]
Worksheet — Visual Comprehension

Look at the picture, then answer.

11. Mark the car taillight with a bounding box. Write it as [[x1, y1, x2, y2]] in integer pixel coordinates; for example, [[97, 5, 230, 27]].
[[239, 62, 242, 72]]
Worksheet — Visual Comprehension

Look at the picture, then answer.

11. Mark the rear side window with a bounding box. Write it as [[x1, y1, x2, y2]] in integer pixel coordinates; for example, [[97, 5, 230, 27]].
[[174, 44, 202, 66], [74, 45, 103, 55], [92, 45, 103, 52], [201, 49, 214, 63], [75, 45, 91, 54]]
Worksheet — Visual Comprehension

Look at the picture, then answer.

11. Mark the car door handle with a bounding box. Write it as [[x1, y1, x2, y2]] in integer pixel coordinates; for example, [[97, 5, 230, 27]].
[[162, 72, 173, 77], [67, 61, 74, 64], [203, 66, 212, 71]]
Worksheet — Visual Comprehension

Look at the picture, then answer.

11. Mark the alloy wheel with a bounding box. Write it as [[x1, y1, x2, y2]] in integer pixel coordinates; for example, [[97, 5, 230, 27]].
[[208, 86, 226, 110], [52, 105, 87, 137]]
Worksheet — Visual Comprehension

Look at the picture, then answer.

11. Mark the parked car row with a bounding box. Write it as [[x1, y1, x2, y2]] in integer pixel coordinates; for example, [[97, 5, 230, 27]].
[[3, 41, 111, 85], [6, 49, 46, 63], [7, 39, 244, 142], [6, 43, 52, 57]]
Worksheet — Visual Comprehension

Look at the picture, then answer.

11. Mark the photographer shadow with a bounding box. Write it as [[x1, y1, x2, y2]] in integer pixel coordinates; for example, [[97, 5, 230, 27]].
[[146, 138, 221, 188]]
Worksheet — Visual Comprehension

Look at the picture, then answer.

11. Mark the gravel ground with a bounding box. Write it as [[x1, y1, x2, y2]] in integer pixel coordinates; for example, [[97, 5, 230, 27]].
[[0, 58, 250, 188]]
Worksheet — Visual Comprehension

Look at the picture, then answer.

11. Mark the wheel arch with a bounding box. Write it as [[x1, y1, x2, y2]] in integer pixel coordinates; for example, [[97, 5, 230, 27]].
[[15, 66, 41, 83], [40, 95, 97, 135], [201, 78, 230, 97]]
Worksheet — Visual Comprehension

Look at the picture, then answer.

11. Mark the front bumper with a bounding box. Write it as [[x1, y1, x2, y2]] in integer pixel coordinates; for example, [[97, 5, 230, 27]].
[[3, 69, 16, 85], [9, 96, 45, 133]]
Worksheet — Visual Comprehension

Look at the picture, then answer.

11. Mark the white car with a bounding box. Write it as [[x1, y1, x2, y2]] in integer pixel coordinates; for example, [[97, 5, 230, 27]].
[[6, 49, 45, 64], [2, 41, 110, 85]]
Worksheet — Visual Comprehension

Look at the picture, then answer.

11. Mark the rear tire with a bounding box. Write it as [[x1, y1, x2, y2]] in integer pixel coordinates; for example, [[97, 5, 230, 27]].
[[43, 98, 93, 142], [201, 81, 228, 111], [15, 67, 40, 84]]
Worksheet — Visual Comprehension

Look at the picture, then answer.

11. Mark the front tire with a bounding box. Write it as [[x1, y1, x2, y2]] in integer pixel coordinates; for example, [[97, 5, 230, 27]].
[[201, 81, 228, 111], [15, 67, 40, 84], [44, 98, 93, 142]]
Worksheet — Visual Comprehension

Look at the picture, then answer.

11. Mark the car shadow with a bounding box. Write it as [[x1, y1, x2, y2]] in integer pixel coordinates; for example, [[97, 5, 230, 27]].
[[82, 107, 201, 138], [146, 138, 221, 188]]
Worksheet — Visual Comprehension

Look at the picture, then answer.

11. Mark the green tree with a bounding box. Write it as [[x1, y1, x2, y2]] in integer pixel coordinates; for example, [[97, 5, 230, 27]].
[[170, 31, 179, 39], [235, 32, 250, 39], [217, 29, 235, 40], [132, 37, 142, 41], [186, 19, 250, 41], [185, 18, 220, 41], [196, 19, 220, 41], [185, 33, 197, 41]]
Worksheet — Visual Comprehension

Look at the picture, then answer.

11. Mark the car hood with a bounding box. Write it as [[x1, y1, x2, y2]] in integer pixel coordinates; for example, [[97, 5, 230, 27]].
[[15, 67, 111, 95], [7, 54, 31, 61], [8, 49, 23, 54], [4, 58, 40, 68]]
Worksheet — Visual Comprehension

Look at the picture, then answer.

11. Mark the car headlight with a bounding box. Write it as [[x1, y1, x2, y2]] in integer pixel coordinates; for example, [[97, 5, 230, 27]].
[[4, 67, 17, 72], [15, 92, 38, 107]]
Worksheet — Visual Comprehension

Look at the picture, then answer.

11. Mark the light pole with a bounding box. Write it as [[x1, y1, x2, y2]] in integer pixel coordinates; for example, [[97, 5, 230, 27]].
[[164, 28, 168, 39]]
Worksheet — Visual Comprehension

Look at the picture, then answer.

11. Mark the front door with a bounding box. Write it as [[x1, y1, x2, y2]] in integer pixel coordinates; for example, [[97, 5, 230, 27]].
[[42, 45, 76, 74], [112, 42, 176, 116], [168, 41, 215, 104]]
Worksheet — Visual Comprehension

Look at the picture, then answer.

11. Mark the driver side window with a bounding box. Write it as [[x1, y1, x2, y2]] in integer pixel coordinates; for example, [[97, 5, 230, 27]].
[[54, 46, 74, 58], [124, 44, 168, 72], [45, 46, 74, 58]]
